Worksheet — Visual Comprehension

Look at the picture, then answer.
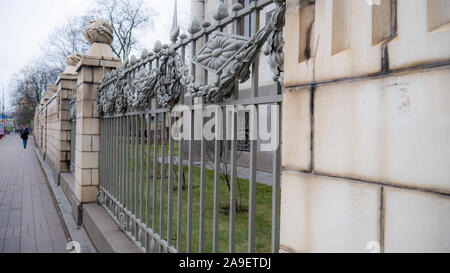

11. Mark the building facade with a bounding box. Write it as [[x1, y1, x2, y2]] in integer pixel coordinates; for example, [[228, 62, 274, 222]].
[[280, 0, 450, 252]]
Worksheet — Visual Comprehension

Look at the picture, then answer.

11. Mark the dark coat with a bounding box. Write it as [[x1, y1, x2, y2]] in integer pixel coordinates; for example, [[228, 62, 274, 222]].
[[21, 129, 29, 140]]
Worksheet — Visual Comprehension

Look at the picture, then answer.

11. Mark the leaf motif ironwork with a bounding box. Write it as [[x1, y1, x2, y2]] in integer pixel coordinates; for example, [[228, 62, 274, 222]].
[[185, 1, 286, 103]]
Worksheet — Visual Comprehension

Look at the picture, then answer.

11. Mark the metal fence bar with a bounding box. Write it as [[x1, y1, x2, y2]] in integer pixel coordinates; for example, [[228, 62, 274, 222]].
[[186, 109, 194, 253], [199, 138, 207, 252], [121, 117, 125, 206], [229, 110, 237, 253], [186, 38, 196, 253], [248, 6, 260, 253], [110, 117, 113, 198], [140, 114, 144, 222], [198, 29, 209, 253], [115, 117, 118, 213], [110, 118, 114, 195], [114, 118, 117, 202], [117, 117, 121, 208], [135, 115, 139, 219], [152, 110, 158, 251], [99, 120, 103, 190], [126, 116, 130, 216], [104, 118, 108, 194], [176, 123, 183, 252], [114, 117, 118, 200], [176, 42, 186, 253], [130, 115, 135, 216], [212, 138, 220, 253], [107, 118, 111, 194], [155, 54, 161, 250], [99, 120, 102, 189], [159, 112, 166, 252], [110, 118, 114, 197], [271, 100, 281, 253], [110, 118, 113, 195], [167, 115, 174, 248], [114, 118, 120, 196], [103, 119, 106, 193], [146, 112, 151, 252], [199, 110, 206, 253]]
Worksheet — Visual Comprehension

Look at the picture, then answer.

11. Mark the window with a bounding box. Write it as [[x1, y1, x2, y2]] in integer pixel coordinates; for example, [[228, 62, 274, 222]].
[[298, 3, 315, 62], [238, 0, 252, 37], [237, 112, 250, 152], [332, 0, 351, 55], [372, 0, 391, 45], [266, 9, 274, 26]]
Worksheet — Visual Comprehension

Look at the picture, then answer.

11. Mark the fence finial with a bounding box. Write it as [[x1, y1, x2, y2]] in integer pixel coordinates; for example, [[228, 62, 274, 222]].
[[84, 20, 116, 59], [153, 40, 162, 53], [66, 53, 82, 67], [188, 17, 201, 35], [64, 53, 82, 74], [83, 20, 113, 45], [213, 1, 229, 21], [170, 0, 180, 42]]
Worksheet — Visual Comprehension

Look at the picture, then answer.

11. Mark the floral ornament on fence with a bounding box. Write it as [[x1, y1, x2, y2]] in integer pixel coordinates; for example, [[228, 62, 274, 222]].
[[97, 45, 190, 115], [154, 46, 192, 108], [185, 0, 286, 103], [263, 0, 285, 85], [193, 33, 248, 73]]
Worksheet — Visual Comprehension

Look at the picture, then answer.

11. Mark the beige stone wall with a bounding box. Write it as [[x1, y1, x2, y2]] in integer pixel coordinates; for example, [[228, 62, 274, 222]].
[[34, 107, 41, 148], [281, 0, 450, 253], [45, 93, 60, 169], [34, 72, 77, 178], [57, 74, 77, 173]]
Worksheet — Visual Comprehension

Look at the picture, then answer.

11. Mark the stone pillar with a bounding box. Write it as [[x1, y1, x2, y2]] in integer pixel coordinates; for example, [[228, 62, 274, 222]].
[[74, 20, 121, 203], [55, 54, 80, 174], [191, 0, 205, 21]]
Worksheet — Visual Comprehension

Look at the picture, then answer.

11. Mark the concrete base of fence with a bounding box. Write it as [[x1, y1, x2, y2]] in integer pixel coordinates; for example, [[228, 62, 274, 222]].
[[60, 173, 83, 226], [46, 157, 60, 186], [82, 203, 141, 253], [34, 142, 62, 188]]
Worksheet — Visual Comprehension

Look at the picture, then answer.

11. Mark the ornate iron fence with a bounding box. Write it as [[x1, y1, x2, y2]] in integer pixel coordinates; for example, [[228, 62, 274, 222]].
[[97, 0, 285, 253]]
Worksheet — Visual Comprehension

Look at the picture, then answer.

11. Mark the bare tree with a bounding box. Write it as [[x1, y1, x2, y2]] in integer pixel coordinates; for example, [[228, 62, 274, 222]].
[[40, 0, 156, 68], [11, 0, 156, 124], [92, 0, 156, 60], [40, 15, 92, 71], [9, 58, 60, 125]]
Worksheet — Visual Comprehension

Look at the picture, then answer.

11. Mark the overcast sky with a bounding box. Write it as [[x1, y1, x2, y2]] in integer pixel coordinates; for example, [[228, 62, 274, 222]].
[[0, 0, 190, 111]]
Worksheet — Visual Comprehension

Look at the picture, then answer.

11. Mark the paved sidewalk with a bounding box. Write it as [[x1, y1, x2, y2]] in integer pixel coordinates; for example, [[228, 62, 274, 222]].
[[0, 135, 68, 253]]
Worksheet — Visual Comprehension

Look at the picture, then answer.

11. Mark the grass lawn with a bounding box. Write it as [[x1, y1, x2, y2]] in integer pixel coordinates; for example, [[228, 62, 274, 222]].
[[103, 140, 273, 253]]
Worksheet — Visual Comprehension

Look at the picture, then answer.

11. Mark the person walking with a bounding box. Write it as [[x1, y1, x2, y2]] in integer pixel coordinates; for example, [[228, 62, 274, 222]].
[[20, 127, 30, 149]]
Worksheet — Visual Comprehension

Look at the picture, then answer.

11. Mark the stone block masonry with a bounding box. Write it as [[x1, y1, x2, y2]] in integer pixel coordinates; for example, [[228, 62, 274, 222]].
[[281, 0, 450, 253]]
